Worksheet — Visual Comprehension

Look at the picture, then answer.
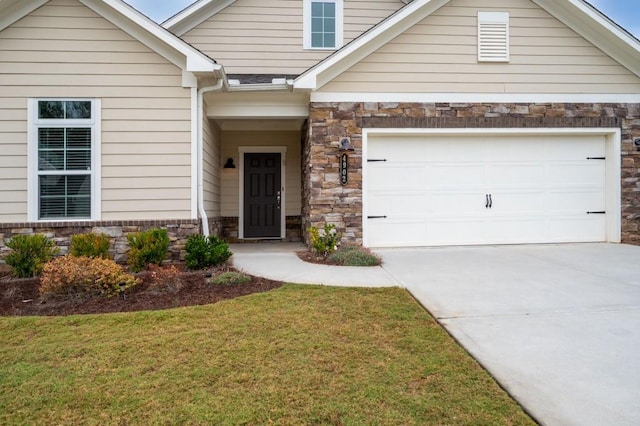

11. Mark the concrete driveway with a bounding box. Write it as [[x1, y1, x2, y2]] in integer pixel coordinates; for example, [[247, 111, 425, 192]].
[[377, 243, 640, 426]]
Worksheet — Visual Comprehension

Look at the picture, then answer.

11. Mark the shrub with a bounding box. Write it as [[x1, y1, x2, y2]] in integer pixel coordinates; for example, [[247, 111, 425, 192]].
[[39, 255, 139, 299], [140, 264, 184, 294], [308, 223, 341, 258], [4, 234, 59, 278], [70, 233, 110, 259], [212, 271, 252, 286], [184, 234, 233, 270], [328, 246, 382, 267], [126, 228, 170, 272]]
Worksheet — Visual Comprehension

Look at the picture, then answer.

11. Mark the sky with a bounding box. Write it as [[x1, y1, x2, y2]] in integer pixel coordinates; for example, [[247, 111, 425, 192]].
[[124, 0, 640, 39]]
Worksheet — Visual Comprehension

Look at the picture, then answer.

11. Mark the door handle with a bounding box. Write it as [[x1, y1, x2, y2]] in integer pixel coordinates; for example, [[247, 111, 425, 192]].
[[276, 191, 281, 210], [489, 194, 492, 209], [485, 194, 489, 209]]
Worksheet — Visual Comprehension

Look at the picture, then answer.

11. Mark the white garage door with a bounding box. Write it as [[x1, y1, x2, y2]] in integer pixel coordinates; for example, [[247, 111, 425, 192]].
[[365, 133, 607, 247]]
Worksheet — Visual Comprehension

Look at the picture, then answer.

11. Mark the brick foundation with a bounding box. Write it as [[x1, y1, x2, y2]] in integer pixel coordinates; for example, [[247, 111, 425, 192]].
[[304, 102, 640, 245]]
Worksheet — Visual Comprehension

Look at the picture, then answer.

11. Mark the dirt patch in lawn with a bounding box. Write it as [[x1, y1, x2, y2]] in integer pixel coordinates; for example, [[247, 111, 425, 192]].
[[0, 265, 283, 317]]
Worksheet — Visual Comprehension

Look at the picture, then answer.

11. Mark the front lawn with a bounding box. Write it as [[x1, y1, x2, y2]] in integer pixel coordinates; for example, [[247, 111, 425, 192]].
[[0, 285, 534, 425]]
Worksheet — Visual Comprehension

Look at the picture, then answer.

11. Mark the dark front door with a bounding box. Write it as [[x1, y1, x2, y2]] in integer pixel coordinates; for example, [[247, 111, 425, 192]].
[[244, 152, 282, 238]]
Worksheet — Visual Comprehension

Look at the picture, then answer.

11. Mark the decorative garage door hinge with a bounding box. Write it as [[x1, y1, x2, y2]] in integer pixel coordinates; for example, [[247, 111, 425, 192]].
[[586, 157, 606, 160], [367, 159, 387, 162], [368, 216, 388, 219], [586, 211, 606, 214]]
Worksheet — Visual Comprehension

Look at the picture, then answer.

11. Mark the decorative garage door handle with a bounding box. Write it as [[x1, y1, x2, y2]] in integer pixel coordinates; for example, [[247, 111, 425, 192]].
[[485, 194, 493, 209]]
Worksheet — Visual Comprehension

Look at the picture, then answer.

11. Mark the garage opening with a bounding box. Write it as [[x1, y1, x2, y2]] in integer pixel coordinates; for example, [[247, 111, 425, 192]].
[[363, 129, 620, 248]]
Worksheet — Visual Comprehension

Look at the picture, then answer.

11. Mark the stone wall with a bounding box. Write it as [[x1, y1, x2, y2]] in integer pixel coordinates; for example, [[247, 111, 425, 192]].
[[304, 102, 640, 245], [221, 216, 303, 242], [0, 219, 207, 264]]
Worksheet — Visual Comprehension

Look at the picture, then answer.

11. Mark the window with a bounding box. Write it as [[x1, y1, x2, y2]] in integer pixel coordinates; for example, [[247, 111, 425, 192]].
[[304, 0, 343, 50], [478, 12, 510, 62], [28, 99, 100, 221]]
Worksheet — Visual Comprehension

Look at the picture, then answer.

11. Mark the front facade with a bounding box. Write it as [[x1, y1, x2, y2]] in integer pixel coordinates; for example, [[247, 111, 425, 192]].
[[1, 0, 639, 258]]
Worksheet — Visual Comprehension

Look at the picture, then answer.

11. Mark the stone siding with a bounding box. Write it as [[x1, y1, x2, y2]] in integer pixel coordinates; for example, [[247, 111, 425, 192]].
[[304, 102, 640, 245], [0, 219, 220, 264]]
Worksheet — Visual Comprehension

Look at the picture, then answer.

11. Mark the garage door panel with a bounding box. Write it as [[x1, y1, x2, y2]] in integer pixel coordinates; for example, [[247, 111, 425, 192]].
[[427, 164, 485, 188], [549, 163, 605, 185], [431, 192, 489, 214], [365, 133, 608, 247], [368, 191, 426, 215], [487, 163, 546, 186], [367, 164, 425, 189]]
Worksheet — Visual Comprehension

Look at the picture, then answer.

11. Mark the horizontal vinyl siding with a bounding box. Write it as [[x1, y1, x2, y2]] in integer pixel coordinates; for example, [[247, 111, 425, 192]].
[[203, 102, 222, 218], [182, 0, 405, 75], [0, 0, 193, 222], [221, 131, 301, 217], [321, 0, 640, 93]]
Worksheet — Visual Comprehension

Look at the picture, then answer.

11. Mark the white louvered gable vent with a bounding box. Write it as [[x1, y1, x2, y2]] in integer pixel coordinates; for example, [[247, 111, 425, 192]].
[[478, 12, 509, 62]]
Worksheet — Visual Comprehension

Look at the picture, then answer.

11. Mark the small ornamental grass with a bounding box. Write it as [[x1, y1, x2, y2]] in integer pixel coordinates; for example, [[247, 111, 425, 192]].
[[126, 228, 170, 272], [328, 246, 382, 266], [4, 234, 59, 278], [212, 271, 252, 286], [39, 255, 139, 300], [70, 233, 110, 259]]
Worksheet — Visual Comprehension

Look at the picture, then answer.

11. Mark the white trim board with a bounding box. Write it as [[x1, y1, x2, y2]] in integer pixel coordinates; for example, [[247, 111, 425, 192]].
[[238, 146, 287, 240], [361, 127, 622, 247], [310, 92, 640, 103]]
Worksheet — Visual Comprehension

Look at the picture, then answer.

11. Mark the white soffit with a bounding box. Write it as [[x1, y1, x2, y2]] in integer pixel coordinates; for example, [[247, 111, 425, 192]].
[[80, 0, 219, 73], [0, 0, 48, 32], [163, 0, 237, 36]]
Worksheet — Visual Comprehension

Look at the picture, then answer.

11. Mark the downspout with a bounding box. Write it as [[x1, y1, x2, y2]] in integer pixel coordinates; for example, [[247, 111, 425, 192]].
[[197, 76, 226, 236]]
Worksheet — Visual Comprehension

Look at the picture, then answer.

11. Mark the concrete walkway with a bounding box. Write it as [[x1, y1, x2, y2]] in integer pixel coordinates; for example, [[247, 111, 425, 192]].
[[230, 243, 399, 287], [230, 242, 640, 426]]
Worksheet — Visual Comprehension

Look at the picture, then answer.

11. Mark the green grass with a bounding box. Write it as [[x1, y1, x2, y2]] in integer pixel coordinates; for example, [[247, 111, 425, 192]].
[[0, 285, 534, 425]]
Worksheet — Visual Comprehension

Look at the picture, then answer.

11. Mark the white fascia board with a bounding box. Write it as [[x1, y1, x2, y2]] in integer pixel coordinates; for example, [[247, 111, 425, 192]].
[[80, 0, 219, 73], [532, 0, 640, 78], [163, 0, 236, 37], [295, 0, 450, 90], [0, 0, 49, 32], [310, 92, 640, 104]]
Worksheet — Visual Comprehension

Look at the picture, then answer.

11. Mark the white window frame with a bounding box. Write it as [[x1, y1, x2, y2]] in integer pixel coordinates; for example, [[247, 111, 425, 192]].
[[303, 0, 344, 50], [478, 11, 510, 62], [27, 98, 101, 222]]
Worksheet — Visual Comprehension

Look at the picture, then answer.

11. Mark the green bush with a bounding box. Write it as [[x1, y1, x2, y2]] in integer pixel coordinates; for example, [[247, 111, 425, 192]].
[[126, 228, 170, 272], [308, 223, 341, 258], [328, 246, 382, 267], [184, 234, 233, 270], [212, 271, 252, 286], [40, 255, 139, 299], [4, 234, 59, 278], [70, 233, 110, 259]]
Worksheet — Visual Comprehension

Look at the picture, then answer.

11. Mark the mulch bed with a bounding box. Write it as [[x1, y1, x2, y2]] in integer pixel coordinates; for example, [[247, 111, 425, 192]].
[[0, 265, 283, 317], [295, 250, 336, 265]]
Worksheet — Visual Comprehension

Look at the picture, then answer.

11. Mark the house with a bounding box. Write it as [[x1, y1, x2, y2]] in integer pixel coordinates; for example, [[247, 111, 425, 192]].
[[0, 0, 639, 260]]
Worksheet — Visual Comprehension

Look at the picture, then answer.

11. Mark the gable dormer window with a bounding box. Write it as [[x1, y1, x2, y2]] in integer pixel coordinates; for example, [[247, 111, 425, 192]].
[[304, 0, 344, 50], [478, 12, 510, 62]]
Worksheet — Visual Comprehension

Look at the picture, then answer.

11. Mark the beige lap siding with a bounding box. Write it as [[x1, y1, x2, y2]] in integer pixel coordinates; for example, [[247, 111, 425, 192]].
[[0, 0, 193, 222], [202, 100, 222, 219], [321, 0, 640, 93], [220, 130, 302, 217], [181, 0, 406, 75]]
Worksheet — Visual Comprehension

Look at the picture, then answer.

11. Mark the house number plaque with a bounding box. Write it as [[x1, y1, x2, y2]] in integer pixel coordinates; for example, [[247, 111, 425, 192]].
[[340, 153, 348, 185]]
